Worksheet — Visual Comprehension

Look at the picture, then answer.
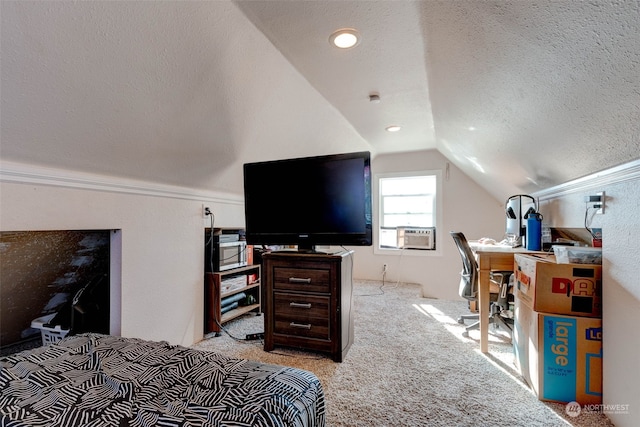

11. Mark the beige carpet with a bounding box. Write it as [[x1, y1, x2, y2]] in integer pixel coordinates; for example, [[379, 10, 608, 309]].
[[193, 280, 613, 427]]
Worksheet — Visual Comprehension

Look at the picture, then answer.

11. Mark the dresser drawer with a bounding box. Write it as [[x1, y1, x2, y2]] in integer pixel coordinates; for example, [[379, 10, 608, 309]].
[[273, 292, 330, 340], [272, 266, 331, 293]]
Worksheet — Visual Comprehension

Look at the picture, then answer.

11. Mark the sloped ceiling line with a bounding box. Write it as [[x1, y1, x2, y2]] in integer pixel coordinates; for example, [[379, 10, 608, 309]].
[[1, 1, 639, 201]]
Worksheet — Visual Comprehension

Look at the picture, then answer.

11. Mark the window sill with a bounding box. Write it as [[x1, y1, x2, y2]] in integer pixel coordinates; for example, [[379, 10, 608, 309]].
[[374, 247, 442, 257]]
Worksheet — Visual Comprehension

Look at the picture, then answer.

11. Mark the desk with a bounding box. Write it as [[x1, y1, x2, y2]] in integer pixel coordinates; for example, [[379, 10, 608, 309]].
[[469, 243, 540, 353]]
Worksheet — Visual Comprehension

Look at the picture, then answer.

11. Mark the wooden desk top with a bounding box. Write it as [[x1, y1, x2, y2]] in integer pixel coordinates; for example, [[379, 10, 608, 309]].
[[469, 241, 545, 270], [469, 241, 534, 253]]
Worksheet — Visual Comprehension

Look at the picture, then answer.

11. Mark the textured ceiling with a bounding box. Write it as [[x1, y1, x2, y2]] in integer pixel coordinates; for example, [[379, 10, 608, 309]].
[[236, 0, 436, 155], [1, 1, 639, 200], [237, 0, 640, 199]]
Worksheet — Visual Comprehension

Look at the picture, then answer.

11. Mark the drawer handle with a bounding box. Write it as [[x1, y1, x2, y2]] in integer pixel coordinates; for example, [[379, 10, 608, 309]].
[[289, 277, 312, 284], [290, 322, 312, 330], [289, 302, 312, 309]]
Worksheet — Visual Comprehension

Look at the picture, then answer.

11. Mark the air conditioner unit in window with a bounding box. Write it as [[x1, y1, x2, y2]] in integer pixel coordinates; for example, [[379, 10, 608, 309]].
[[397, 227, 436, 250]]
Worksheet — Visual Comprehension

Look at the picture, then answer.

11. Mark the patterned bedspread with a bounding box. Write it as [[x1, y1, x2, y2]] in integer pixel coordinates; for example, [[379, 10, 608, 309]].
[[0, 334, 325, 427]]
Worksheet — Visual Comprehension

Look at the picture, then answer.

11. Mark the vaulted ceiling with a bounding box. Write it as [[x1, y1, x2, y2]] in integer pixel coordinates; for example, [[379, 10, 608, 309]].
[[2, 1, 639, 201]]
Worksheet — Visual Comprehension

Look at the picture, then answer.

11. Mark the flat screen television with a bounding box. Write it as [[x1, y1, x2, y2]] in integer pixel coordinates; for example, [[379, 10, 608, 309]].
[[243, 151, 372, 252]]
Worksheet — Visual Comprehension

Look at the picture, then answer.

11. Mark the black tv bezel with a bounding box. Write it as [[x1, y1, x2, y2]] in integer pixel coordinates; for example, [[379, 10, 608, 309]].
[[243, 151, 372, 252]]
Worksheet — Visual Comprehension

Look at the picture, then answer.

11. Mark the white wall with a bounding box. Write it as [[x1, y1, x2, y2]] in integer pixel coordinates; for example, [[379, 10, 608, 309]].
[[347, 150, 505, 300], [534, 161, 640, 426], [0, 164, 244, 347], [0, 150, 507, 346]]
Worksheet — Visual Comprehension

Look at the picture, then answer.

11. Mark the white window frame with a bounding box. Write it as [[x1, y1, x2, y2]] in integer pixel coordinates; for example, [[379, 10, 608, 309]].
[[373, 169, 443, 256]]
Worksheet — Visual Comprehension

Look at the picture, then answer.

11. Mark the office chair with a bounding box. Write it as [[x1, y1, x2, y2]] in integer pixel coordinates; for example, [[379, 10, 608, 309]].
[[488, 271, 515, 335], [450, 231, 514, 338]]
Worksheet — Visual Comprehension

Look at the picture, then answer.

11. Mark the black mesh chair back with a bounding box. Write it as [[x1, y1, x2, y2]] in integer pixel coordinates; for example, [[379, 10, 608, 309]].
[[450, 231, 478, 301]]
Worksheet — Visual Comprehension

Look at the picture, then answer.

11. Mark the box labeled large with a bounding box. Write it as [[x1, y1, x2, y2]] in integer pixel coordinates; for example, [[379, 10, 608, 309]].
[[514, 253, 602, 317], [513, 297, 602, 404]]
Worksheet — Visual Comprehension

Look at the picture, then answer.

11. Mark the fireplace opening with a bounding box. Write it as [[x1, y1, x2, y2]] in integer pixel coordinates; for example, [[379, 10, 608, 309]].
[[0, 230, 113, 356]]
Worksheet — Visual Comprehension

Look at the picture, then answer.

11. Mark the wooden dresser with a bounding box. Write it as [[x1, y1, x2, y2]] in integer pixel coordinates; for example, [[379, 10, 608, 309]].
[[262, 250, 354, 362]]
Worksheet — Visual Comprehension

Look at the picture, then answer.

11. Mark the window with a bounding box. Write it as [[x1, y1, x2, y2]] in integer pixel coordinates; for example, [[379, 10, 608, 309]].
[[377, 171, 440, 251]]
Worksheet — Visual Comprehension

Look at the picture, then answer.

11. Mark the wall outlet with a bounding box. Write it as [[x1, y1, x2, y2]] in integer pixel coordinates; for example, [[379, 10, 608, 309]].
[[595, 191, 605, 214], [202, 204, 212, 218], [584, 192, 605, 214], [383, 264, 388, 273]]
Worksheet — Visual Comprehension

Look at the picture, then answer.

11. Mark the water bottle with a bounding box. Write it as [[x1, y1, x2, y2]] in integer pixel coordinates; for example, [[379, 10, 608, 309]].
[[526, 213, 543, 251]]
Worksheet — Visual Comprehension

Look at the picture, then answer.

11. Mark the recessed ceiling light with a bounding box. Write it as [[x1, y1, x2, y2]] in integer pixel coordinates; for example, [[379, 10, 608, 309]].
[[329, 28, 360, 49], [385, 125, 402, 132]]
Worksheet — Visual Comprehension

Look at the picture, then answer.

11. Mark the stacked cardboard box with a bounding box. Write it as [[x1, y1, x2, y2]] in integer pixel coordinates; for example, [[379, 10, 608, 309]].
[[513, 253, 603, 405]]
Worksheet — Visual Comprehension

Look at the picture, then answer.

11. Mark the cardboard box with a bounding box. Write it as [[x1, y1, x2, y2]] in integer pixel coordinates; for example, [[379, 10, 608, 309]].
[[552, 246, 602, 265], [514, 253, 602, 317], [513, 297, 602, 405]]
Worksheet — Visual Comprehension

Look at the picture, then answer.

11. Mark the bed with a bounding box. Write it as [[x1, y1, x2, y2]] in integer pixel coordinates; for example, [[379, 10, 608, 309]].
[[0, 333, 325, 427]]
